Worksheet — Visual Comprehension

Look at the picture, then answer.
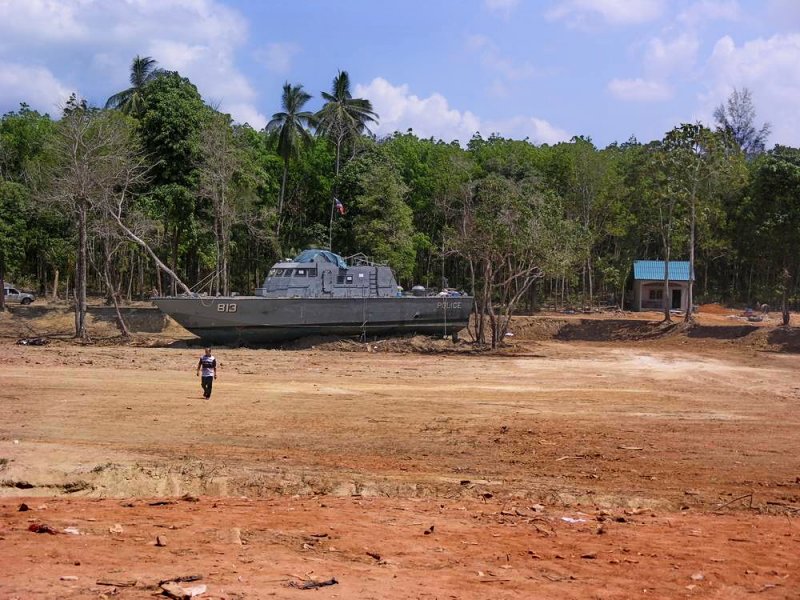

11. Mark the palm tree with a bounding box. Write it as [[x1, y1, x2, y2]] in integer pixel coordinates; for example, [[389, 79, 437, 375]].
[[105, 55, 163, 117], [315, 70, 378, 176], [266, 82, 315, 236], [316, 71, 378, 249]]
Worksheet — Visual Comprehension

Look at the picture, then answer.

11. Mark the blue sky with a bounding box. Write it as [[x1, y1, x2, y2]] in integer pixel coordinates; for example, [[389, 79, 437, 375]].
[[1, 0, 798, 147]]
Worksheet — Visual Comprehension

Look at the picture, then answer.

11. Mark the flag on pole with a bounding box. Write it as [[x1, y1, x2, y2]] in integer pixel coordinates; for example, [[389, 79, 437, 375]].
[[334, 197, 345, 215]]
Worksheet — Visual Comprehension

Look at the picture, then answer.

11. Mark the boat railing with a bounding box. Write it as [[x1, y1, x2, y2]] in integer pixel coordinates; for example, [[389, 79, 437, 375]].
[[344, 253, 385, 267]]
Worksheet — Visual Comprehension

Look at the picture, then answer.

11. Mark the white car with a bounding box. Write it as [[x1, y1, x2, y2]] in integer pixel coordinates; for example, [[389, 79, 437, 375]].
[[3, 285, 35, 305]]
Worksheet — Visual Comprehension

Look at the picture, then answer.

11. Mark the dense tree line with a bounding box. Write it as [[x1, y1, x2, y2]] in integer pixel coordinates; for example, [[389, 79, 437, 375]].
[[1, 56, 797, 341]]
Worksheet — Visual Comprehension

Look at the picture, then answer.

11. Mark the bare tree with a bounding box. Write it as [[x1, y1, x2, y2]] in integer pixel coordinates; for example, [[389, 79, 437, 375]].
[[445, 174, 578, 348], [197, 113, 243, 296], [46, 97, 107, 340], [47, 99, 190, 342]]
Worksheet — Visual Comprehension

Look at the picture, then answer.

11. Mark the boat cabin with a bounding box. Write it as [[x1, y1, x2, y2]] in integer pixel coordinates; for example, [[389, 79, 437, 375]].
[[255, 249, 400, 299]]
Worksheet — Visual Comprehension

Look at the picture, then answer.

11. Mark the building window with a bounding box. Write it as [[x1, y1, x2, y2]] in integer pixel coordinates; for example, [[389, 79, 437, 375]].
[[648, 289, 663, 300]]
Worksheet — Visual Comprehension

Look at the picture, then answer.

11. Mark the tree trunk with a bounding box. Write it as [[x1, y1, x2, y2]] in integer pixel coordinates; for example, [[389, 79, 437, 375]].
[[52, 269, 60, 301], [76, 200, 89, 341], [781, 267, 791, 327], [662, 240, 671, 323], [587, 253, 594, 308], [685, 201, 696, 323], [276, 160, 288, 237], [0, 256, 6, 312], [103, 244, 130, 338], [171, 226, 180, 296]]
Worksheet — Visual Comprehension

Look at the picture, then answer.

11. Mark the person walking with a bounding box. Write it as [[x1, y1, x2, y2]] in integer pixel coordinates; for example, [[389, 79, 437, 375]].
[[196, 347, 217, 399]]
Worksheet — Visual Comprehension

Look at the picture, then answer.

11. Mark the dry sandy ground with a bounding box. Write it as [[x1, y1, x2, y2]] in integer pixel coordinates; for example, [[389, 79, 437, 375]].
[[0, 308, 799, 598]]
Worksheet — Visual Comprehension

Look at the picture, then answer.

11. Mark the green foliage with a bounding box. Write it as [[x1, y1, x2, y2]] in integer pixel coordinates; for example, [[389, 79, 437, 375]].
[[139, 72, 208, 187], [0, 180, 27, 277], [352, 165, 415, 282], [3, 64, 799, 322], [0, 103, 56, 183]]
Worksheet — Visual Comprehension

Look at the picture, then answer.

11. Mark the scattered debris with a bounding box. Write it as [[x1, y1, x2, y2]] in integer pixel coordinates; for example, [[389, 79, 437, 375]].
[[108, 523, 124, 534], [161, 582, 190, 599], [227, 527, 243, 545], [158, 575, 203, 587], [156, 535, 168, 547], [423, 525, 435, 535], [180, 493, 199, 502], [715, 493, 754, 511], [4, 480, 34, 489], [63, 527, 81, 535], [287, 577, 338, 590], [561, 517, 587, 524], [96, 578, 137, 587], [18, 503, 29, 512], [148, 500, 175, 506], [28, 523, 58, 534], [690, 572, 705, 581], [581, 552, 597, 559], [62, 480, 93, 493], [60, 575, 78, 581], [16, 337, 50, 346], [366, 551, 381, 561], [618, 446, 644, 451]]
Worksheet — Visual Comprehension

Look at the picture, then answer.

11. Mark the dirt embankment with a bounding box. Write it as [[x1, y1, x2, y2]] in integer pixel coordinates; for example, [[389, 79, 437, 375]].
[[3, 302, 800, 354]]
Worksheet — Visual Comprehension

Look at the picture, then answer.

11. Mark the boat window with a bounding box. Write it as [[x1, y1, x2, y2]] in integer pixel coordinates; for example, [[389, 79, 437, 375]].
[[336, 275, 345, 284], [346, 275, 354, 284], [269, 268, 281, 277], [307, 268, 317, 277], [282, 269, 293, 277], [295, 269, 306, 277]]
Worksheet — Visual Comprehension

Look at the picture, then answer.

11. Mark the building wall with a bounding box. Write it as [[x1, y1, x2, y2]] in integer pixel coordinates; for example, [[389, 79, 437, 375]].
[[633, 280, 690, 311]]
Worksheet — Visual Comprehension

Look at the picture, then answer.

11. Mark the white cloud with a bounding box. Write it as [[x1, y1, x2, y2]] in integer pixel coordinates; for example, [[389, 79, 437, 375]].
[[644, 33, 700, 77], [0, 62, 73, 114], [678, 0, 741, 26], [546, 0, 665, 27], [485, 116, 571, 144], [466, 33, 540, 92], [355, 77, 569, 145], [0, 0, 268, 129], [356, 78, 480, 142], [608, 78, 673, 101], [255, 42, 301, 74], [484, 0, 520, 16], [699, 34, 800, 145]]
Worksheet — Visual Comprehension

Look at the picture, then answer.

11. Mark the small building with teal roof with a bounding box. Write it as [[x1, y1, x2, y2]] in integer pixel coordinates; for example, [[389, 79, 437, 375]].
[[632, 260, 693, 312]]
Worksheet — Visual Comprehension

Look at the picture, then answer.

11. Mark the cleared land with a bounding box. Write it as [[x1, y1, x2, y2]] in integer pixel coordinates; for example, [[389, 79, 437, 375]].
[[0, 307, 798, 599]]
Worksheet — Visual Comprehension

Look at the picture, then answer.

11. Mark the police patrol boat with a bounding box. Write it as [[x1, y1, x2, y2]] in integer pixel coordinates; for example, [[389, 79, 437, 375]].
[[152, 249, 473, 344]]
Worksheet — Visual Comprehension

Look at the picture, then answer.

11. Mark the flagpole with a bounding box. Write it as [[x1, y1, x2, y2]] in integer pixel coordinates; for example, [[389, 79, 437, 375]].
[[329, 195, 335, 251]]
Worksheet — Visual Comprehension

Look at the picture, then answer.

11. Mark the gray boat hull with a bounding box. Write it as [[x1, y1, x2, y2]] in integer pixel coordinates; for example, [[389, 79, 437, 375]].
[[153, 296, 473, 344]]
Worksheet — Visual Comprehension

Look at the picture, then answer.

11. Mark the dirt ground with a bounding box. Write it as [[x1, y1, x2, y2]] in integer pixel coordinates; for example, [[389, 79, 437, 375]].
[[0, 305, 799, 598]]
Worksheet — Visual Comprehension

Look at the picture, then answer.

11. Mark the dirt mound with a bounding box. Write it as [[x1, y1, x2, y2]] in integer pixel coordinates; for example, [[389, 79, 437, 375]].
[[280, 334, 476, 354], [698, 302, 736, 315]]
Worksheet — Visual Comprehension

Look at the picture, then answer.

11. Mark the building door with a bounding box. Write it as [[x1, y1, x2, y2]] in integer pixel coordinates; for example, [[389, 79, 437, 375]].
[[671, 289, 682, 310], [322, 270, 332, 293]]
